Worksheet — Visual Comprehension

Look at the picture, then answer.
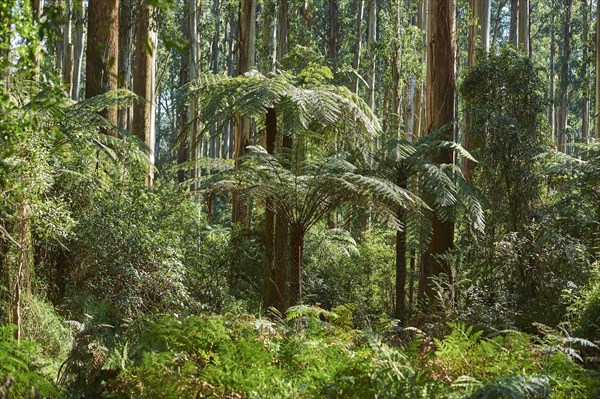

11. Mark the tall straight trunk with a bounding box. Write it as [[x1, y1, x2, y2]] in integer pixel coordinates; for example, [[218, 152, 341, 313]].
[[549, 12, 556, 140], [491, 0, 507, 47], [582, 0, 590, 143], [212, 0, 221, 74], [133, 2, 157, 187], [62, 0, 74, 93], [288, 223, 305, 306], [413, 0, 425, 139], [177, 3, 190, 183], [273, 2, 289, 310], [509, 0, 518, 46], [189, 0, 202, 190], [118, 0, 134, 130], [72, 0, 84, 100], [232, 0, 256, 224], [31, 0, 44, 76], [351, 0, 365, 93], [86, 0, 119, 127], [277, 0, 288, 60], [424, 0, 455, 303], [366, 0, 377, 109], [54, 0, 65, 75], [394, 171, 407, 320], [518, 0, 529, 54], [327, 0, 339, 67], [557, 0, 572, 152], [595, 0, 600, 139]]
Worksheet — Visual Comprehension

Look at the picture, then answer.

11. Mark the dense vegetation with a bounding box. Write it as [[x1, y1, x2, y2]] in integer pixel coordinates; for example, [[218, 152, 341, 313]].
[[1, 0, 600, 398]]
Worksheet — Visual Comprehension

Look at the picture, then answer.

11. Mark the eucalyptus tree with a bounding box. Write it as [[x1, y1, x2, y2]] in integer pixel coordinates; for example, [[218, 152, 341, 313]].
[[425, 0, 456, 303], [86, 0, 119, 128]]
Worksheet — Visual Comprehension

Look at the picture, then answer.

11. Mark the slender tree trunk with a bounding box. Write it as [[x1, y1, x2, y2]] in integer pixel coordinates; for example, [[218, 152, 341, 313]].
[[72, 0, 84, 100], [394, 171, 407, 321], [549, 12, 556, 140], [177, 3, 190, 183], [424, 0, 456, 304], [232, 0, 256, 224], [518, 0, 529, 54], [62, 0, 74, 93], [189, 0, 202, 191], [352, 0, 365, 93], [133, 1, 157, 187], [413, 0, 425, 139], [327, 0, 339, 67], [557, 0, 572, 152], [491, 0, 507, 47], [212, 0, 221, 74], [582, 0, 590, 143], [366, 0, 377, 109], [118, 0, 134, 130], [509, 0, 518, 46], [86, 0, 119, 127], [31, 0, 44, 76], [288, 223, 305, 306], [595, 0, 600, 139]]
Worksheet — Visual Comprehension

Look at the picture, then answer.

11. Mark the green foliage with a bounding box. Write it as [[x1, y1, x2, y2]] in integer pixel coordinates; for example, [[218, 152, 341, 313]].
[[0, 325, 63, 398]]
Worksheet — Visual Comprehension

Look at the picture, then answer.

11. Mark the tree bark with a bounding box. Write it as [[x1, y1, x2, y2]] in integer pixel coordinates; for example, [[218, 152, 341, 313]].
[[86, 0, 119, 127], [177, 2, 190, 183], [31, 0, 44, 77], [189, 0, 202, 191], [118, 0, 134, 130], [549, 12, 555, 140], [424, 0, 456, 303], [288, 223, 305, 306], [557, 0, 572, 152], [595, 0, 600, 139], [582, 0, 590, 143], [509, 0, 518, 46], [232, 0, 256, 224], [366, 0, 377, 109], [327, 0, 339, 67], [395, 171, 407, 320], [62, 0, 74, 93], [351, 0, 365, 93], [518, 0, 529, 54], [133, 1, 157, 187], [72, 0, 84, 100]]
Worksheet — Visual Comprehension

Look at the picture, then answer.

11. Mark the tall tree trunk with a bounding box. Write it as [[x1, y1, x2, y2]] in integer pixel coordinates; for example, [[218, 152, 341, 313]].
[[595, 0, 600, 139], [288, 223, 305, 306], [557, 0, 572, 152], [212, 0, 221, 74], [413, 0, 426, 140], [549, 12, 556, 140], [509, 0, 518, 46], [31, 0, 44, 77], [118, 0, 134, 130], [86, 0, 119, 127], [518, 0, 529, 54], [366, 0, 377, 109], [189, 0, 202, 191], [72, 0, 84, 100], [232, 0, 256, 224], [273, 2, 289, 310], [177, 2, 190, 183], [62, 0, 74, 93], [133, 1, 157, 187], [395, 171, 407, 321], [582, 0, 590, 143], [424, 0, 456, 304], [352, 0, 365, 93], [327, 0, 339, 67]]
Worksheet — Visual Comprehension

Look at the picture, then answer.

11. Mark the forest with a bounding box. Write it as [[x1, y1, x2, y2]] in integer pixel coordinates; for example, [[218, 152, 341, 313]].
[[1, 0, 600, 397]]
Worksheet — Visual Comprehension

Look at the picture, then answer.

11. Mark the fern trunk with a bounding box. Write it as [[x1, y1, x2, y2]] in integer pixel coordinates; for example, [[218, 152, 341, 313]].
[[289, 223, 305, 307]]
